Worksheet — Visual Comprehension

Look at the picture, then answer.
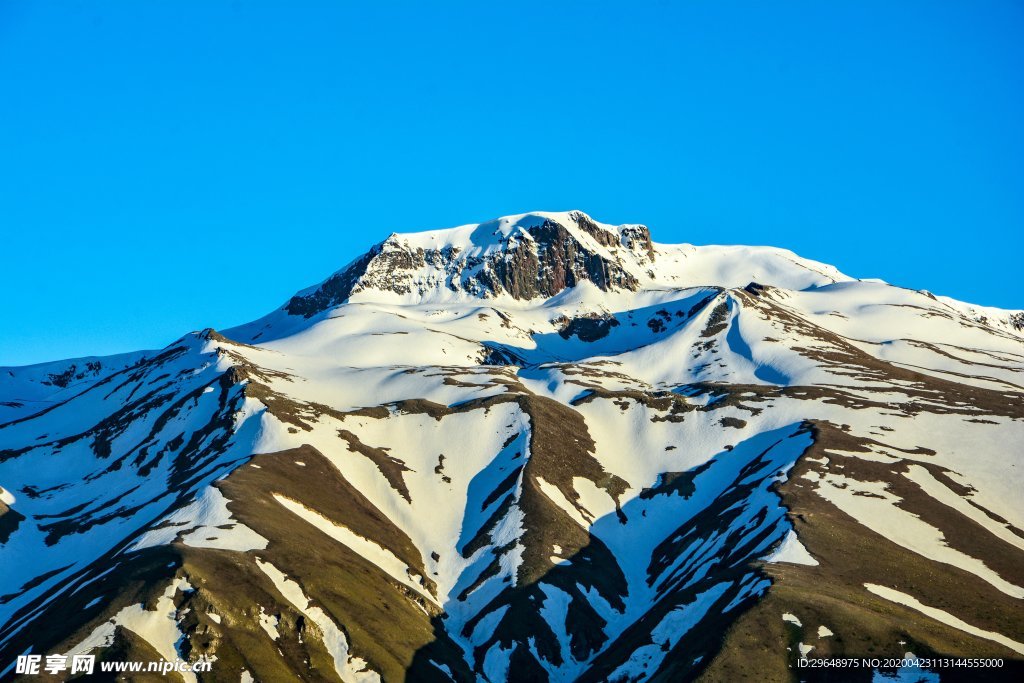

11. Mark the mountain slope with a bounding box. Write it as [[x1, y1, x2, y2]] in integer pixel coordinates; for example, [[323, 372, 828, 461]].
[[1, 211, 1022, 682]]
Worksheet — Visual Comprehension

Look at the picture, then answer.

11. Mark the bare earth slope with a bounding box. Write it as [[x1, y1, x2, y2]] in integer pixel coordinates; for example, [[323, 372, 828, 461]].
[[1, 211, 1022, 682]]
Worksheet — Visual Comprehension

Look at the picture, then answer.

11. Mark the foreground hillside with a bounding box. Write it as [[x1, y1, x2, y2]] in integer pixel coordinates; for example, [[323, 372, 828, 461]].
[[2, 211, 1022, 682]]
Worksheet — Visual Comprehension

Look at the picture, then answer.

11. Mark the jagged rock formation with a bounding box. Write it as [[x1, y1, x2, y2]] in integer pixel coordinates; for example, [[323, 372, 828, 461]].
[[285, 211, 655, 317], [1, 211, 1023, 682]]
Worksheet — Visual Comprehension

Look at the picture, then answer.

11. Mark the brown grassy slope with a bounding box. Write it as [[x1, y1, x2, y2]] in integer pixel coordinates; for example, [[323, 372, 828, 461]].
[[698, 421, 1024, 683]]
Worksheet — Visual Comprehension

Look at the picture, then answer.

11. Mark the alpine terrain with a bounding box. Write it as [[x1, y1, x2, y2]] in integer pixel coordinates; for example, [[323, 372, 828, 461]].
[[1, 211, 1022, 682]]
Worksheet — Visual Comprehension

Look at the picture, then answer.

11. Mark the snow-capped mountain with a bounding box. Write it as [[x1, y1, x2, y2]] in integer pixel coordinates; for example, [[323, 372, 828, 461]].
[[1, 211, 1022, 682]]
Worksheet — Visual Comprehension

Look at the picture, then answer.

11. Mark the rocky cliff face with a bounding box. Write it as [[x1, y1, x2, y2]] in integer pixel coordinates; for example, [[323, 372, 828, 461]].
[[285, 211, 656, 316]]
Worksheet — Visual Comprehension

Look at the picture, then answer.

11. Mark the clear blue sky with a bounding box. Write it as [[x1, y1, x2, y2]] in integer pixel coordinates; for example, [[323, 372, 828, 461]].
[[2, 1, 1022, 366]]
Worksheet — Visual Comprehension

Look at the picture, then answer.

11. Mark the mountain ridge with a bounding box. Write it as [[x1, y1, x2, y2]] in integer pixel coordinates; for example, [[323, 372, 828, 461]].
[[268, 210, 847, 318]]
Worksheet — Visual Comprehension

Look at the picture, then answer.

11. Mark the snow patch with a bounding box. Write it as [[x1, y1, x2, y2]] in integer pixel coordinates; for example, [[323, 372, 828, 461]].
[[608, 582, 731, 681], [66, 577, 198, 682], [804, 470, 1024, 598], [763, 529, 818, 566], [258, 607, 280, 640], [865, 583, 1024, 655], [131, 486, 268, 553], [256, 559, 381, 682]]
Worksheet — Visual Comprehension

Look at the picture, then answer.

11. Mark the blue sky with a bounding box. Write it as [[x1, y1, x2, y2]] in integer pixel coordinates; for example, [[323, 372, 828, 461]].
[[1, 1, 1022, 366]]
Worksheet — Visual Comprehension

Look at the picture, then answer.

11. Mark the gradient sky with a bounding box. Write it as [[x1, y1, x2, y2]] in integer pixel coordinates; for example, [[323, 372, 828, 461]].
[[1, 1, 1022, 366]]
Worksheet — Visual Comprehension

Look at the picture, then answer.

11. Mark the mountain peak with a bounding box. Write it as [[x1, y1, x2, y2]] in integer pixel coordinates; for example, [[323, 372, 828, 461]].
[[284, 211, 657, 317], [387, 210, 641, 249]]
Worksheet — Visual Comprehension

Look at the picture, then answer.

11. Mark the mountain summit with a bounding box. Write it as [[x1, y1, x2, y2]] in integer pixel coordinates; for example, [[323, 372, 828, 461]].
[[285, 211, 657, 315], [1, 212, 1023, 682], [233, 210, 852, 344]]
